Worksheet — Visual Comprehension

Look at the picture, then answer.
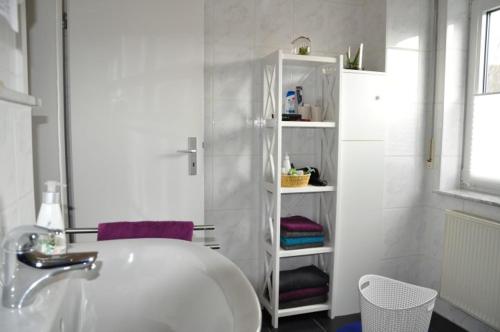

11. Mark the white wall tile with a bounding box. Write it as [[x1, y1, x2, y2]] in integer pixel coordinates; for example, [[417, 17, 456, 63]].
[[383, 208, 422, 259], [212, 47, 254, 101], [420, 207, 446, 260], [443, 50, 467, 105], [293, 0, 364, 54], [328, 2, 364, 53], [0, 203, 19, 242], [206, 209, 260, 261], [207, 0, 255, 47], [380, 256, 414, 283], [445, 0, 469, 52], [386, 48, 420, 103], [255, 0, 293, 48], [232, 258, 264, 290], [293, 0, 335, 53], [385, 102, 425, 156], [212, 155, 259, 210], [13, 105, 34, 197], [386, 0, 421, 50], [0, 104, 18, 209], [441, 102, 464, 157], [439, 155, 461, 190], [384, 157, 424, 208], [414, 255, 442, 290], [212, 99, 258, 156], [362, 0, 386, 70]]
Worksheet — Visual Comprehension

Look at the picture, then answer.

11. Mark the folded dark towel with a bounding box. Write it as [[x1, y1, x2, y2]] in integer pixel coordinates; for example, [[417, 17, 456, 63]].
[[275, 265, 329, 292], [281, 242, 324, 250], [281, 230, 324, 238], [279, 294, 328, 309], [97, 221, 194, 241], [279, 286, 329, 302], [281, 216, 323, 232], [280, 236, 324, 246]]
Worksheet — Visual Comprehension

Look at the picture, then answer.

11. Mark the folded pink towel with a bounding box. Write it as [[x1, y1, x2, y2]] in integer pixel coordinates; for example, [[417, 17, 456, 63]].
[[279, 286, 329, 302], [97, 221, 194, 241], [280, 216, 323, 232]]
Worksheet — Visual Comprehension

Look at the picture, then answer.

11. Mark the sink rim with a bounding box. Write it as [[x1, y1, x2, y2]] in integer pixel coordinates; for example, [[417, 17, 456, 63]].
[[69, 238, 262, 332]]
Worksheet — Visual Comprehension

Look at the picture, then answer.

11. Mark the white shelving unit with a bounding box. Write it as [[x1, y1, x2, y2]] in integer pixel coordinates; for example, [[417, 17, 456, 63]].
[[0, 81, 40, 107], [260, 50, 340, 328]]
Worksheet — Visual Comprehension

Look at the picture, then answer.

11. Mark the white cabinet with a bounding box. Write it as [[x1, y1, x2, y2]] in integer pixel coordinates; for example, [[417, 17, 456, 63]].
[[333, 71, 386, 316], [340, 71, 385, 141]]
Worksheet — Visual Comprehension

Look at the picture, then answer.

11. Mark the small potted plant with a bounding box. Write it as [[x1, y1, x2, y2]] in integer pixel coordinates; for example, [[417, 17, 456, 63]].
[[292, 36, 311, 55]]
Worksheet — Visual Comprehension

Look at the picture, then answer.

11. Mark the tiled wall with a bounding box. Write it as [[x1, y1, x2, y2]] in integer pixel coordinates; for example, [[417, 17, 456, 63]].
[[0, 5, 36, 247], [419, 1, 500, 331], [381, 0, 434, 285], [203, 0, 386, 288]]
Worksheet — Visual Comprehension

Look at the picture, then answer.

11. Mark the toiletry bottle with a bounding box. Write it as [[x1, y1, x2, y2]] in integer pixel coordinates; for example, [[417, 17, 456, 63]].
[[296, 86, 303, 106], [36, 181, 66, 254], [285, 91, 296, 114], [283, 154, 292, 173]]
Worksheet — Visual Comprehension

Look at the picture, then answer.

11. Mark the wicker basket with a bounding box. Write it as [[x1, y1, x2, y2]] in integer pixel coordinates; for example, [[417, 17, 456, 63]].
[[281, 174, 310, 187], [359, 274, 437, 332]]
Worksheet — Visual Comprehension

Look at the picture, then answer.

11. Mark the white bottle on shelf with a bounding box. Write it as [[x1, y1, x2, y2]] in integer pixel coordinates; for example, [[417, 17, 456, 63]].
[[283, 154, 292, 173], [36, 181, 66, 254]]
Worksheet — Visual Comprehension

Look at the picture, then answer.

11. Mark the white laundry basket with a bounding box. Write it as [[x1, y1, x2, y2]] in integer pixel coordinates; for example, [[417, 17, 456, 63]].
[[358, 275, 438, 332]]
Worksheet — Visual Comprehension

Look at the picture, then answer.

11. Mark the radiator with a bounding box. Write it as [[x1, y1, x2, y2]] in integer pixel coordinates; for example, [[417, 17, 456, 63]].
[[441, 210, 500, 330]]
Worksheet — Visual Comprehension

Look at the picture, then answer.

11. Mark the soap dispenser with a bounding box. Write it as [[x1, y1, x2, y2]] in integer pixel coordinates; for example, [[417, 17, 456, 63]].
[[36, 181, 66, 254], [283, 154, 292, 174]]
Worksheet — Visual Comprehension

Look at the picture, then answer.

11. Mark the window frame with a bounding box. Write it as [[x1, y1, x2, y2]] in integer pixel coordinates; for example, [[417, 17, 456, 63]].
[[462, 0, 500, 195]]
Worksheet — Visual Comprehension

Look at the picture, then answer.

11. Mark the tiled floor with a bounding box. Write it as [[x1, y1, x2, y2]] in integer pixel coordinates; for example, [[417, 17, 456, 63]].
[[260, 311, 468, 332]]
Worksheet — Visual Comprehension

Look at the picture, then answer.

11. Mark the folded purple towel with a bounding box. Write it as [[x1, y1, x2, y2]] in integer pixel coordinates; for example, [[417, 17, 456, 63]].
[[281, 216, 323, 232], [279, 286, 329, 302], [97, 221, 194, 241]]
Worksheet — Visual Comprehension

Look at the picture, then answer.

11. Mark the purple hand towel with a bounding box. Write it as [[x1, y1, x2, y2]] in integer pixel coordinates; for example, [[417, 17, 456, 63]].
[[279, 286, 329, 302], [97, 221, 194, 241], [280, 216, 323, 232]]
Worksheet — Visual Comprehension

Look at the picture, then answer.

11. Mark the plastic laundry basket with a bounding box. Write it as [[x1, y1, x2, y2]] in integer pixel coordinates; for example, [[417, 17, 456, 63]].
[[358, 275, 438, 332]]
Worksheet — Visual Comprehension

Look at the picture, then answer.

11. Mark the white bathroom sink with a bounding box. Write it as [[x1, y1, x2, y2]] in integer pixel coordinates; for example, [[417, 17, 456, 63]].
[[0, 239, 261, 332]]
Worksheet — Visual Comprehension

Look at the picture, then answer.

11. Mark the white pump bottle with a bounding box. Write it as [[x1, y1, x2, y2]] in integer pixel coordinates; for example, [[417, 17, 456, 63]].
[[36, 181, 66, 254]]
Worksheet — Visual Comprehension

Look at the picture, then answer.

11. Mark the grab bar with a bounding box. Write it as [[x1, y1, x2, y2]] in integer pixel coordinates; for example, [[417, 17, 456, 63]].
[[65, 225, 219, 249]]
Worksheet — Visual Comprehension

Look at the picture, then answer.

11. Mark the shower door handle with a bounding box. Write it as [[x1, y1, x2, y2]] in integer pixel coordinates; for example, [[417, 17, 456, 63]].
[[177, 137, 197, 175]]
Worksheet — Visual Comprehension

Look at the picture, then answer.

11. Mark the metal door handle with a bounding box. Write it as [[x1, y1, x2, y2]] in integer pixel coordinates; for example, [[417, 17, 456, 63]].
[[178, 137, 197, 175]]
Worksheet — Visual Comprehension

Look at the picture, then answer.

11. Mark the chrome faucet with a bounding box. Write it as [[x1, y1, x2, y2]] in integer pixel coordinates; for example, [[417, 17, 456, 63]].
[[1, 225, 98, 309]]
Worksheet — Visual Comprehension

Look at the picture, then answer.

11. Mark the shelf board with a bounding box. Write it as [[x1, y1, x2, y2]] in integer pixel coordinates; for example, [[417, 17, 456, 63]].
[[260, 296, 330, 318], [0, 82, 40, 107], [265, 241, 333, 258], [282, 53, 337, 66], [279, 245, 333, 258], [278, 303, 330, 317], [265, 119, 336, 128], [265, 182, 335, 194]]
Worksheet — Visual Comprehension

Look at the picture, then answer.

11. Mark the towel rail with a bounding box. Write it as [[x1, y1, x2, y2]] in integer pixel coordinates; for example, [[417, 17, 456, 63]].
[[65, 224, 215, 234], [65, 225, 219, 249]]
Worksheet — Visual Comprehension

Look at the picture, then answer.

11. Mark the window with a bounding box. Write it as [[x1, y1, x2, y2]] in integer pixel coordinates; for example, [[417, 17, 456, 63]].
[[463, 2, 500, 195], [483, 9, 500, 93]]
